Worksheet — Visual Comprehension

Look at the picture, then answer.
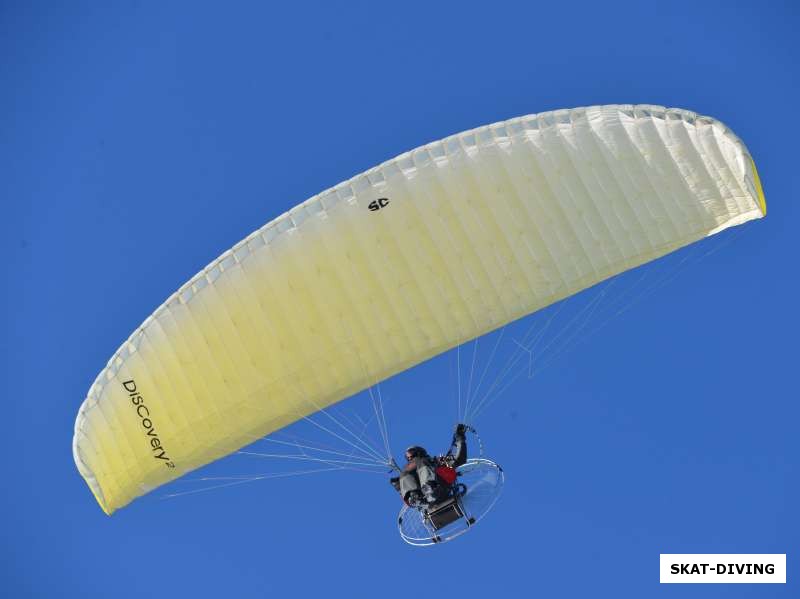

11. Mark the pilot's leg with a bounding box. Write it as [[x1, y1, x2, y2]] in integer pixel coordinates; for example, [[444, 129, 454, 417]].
[[398, 471, 421, 504], [415, 458, 439, 503]]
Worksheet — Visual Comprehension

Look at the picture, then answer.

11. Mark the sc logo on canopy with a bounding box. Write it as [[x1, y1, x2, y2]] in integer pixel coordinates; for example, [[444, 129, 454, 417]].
[[368, 197, 390, 212]]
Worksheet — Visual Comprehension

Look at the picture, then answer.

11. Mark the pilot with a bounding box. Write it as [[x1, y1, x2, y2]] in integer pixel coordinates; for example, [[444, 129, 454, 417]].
[[391, 424, 468, 506]]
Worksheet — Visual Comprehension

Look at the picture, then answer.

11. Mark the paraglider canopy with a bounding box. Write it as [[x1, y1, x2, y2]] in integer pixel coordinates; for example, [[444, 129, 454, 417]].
[[73, 104, 766, 515]]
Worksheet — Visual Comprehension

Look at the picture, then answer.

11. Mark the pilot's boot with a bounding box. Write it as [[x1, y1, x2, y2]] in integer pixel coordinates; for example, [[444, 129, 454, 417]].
[[405, 490, 423, 507], [421, 483, 438, 504]]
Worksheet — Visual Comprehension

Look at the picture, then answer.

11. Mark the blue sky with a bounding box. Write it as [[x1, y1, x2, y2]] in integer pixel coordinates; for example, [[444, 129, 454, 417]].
[[2, 1, 798, 597]]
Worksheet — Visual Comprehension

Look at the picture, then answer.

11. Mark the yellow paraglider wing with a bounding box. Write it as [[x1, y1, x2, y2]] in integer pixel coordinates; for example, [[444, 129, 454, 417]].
[[73, 105, 765, 514]]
